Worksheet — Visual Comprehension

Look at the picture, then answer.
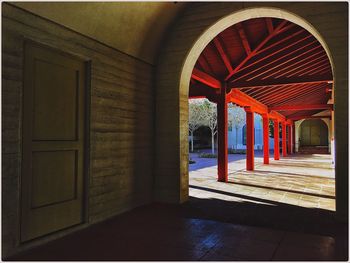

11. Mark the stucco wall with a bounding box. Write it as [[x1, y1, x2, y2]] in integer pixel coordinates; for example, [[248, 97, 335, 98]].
[[155, 2, 348, 221], [2, 3, 155, 257]]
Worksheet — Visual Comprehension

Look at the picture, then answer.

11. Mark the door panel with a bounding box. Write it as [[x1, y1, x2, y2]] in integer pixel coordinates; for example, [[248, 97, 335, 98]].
[[300, 119, 328, 146], [21, 42, 86, 242]]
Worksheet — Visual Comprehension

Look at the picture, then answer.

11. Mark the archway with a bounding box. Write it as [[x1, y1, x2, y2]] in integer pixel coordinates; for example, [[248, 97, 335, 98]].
[[155, 4, 346, 220], [182, 7, 334, 188]]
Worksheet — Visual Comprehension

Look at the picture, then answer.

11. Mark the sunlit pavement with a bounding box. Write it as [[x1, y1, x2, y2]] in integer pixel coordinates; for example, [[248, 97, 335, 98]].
[[189, 153, 335, 210]]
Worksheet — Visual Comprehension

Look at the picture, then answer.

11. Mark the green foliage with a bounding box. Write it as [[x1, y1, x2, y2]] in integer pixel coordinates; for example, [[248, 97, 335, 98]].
[[228, 149, 246, 154], [198, 153, 217, 158]]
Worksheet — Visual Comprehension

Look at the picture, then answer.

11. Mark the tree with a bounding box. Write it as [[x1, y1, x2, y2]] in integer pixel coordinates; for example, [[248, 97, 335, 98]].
[[188, 99, 205, 152], [228, 104, 246, 149], [201, 100, 217, 154]]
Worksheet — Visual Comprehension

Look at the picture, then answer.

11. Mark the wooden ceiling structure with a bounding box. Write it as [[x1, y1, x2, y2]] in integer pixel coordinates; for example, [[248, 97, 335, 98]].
[[189, 18, 333, 121], [189, 18, 333, 181]]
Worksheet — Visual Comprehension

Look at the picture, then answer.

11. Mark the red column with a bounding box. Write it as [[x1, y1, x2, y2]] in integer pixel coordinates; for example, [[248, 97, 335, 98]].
[[287, 124, 292, 154], [245, 107, 254, 171], [274, 120, 280, 160], [292, 122, 296, 153], [282, 122, 287, 157], [217, 85, 228, 182], [262, 114, 269, 164]]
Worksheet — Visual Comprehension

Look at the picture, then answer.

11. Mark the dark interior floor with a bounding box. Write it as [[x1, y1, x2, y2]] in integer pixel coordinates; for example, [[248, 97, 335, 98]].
[[8, 198, 348, 261]]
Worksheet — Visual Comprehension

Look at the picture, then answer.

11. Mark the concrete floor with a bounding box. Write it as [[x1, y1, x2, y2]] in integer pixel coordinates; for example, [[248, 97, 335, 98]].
[[9, 154, 348, 261], [190, 153, 335, 211]]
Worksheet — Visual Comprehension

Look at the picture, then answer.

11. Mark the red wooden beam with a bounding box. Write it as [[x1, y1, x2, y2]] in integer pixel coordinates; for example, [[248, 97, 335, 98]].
[[270, 104, 333, 111], [236, 22, 251, 55], [225, 20, 288, 81], [256, 29, 305, 56], [265, 18, 274, 34], [213, 37, 234, 74], [231, 40, 320, 83], [277, 53, 328, 78], [289, 115, 331, 121], [263, 83, 323, 104], [269, 110, 286, 122], [267, 84, 327, 105], [227, 89, 268, 115], [239, 34, 313, 78], [197, 54, 215, 75], [245, 42, 321, 81], [189, 83, 218, 98], [228, 76, 332, 90], [191, 68, 221, 89]]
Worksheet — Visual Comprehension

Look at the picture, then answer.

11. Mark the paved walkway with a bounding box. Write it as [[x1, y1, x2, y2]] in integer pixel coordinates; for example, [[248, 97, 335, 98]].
[[190, 153, 335, 211]]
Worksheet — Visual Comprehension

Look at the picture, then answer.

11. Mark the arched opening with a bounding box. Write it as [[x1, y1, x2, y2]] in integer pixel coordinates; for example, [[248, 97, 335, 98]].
[[183, 8, 335, 213]]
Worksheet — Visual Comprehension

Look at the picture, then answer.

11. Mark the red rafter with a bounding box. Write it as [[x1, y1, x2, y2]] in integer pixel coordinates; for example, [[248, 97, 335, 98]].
[[213, 37, 234, 74], [240, 34, 313, 77], [228, 75, 332, 90], [269, 85, 327, 106], [191, 68, 221, 89], [289, 115, 331, 120], [245, 42, 320, 81], [263, 52, 327, 79], [270, 104, 333, 111], [279, 52, 327, 78], [236, 22, 251, 55], [232, 40, 319, 82], [265, 18, 274, 34], [225, 20, 288, 81], [197, 54, 215, 75], [261, 83, 322, 105]]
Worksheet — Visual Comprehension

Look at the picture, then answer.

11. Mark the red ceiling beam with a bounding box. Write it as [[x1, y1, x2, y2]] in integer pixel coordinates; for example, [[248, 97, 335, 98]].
[[269, 104, 333, 111], [191, 68, 221, 89], [227, 89, 287, 122], [289, 115, 331, 121], [228, 89, 268, 115], [236, 22, 251, 55], [228, 76, 333, 90], [225, 20, 288, 81], [257, 82, 325, 103], [277, 52, 327, 78], [238, 34, 313, 78], [246, 42, 321, 81], [197, 54, 215, 75], [265, 18, 274, 34], [270, 85, 327, 106], [213, 37, 234, 74], [231, 40, 319, 82]]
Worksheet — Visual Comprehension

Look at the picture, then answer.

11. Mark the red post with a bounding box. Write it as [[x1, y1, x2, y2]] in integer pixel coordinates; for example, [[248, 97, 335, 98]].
[[245, 107, 254, 171], [217, 84, 228, 182], [262, 114, 269, 164], [292, 121, 295, 153], [274, 120, 280, 160], [287, 124, 292, 154], [282, 122, 287, 157]]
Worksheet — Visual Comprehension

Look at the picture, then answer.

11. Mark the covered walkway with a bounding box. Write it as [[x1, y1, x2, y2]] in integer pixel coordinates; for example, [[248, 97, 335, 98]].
[[190, 154, 335, 211]]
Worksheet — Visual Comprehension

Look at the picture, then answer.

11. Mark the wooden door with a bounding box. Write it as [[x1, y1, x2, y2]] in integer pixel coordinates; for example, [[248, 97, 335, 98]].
[[21, 42, 86, 242]]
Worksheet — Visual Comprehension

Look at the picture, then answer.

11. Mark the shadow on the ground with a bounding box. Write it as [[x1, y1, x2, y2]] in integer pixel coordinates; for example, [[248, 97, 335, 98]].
[[189, 150, 267, 172], [183, 186, 345, 239]]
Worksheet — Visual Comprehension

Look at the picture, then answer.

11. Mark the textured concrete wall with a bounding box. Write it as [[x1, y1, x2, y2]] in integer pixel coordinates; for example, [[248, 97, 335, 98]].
[[155, 2, 348, 221], [2, 3, 154, 257]]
